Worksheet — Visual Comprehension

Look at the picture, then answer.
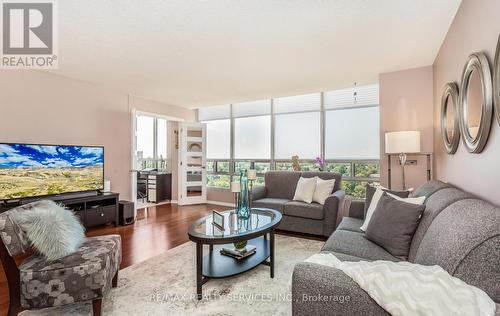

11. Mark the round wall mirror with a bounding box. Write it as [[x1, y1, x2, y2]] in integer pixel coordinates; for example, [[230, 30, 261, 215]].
[[458, 52, 493, 153], [441, 82, 460, 154], [494, 35, 500, 126]]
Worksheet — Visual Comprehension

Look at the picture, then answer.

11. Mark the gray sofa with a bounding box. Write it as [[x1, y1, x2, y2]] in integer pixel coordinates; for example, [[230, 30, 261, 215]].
[[251, 171, 344, 237], [292, 181, 500, 315]]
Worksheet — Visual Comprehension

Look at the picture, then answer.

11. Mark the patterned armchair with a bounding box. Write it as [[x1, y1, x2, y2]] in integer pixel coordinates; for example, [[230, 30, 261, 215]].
[[0, 205, 122, 316]]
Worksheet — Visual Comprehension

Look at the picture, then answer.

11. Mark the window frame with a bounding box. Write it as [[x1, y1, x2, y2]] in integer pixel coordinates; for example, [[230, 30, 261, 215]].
[[202, 89, 381, 197]]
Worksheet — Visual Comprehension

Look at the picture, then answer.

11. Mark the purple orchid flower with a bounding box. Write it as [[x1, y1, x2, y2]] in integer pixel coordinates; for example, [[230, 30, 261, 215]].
[[315, 156, 326, 170]]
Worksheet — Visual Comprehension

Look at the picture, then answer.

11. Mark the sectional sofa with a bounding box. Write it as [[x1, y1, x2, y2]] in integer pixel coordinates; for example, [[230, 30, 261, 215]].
[[251, 171, 344, 237], [292, 181, 500, 315]]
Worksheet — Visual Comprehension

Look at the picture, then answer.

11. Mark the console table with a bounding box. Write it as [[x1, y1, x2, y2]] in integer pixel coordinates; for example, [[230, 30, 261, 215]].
[[0, 192, 119, 228], [387, 153, 433, 190]]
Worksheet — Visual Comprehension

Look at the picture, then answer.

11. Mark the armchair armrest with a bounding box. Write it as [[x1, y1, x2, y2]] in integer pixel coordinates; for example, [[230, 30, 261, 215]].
[[251, 185, 267, 201], [344, 198, 365, 220], [323, 190, 345, 236], [292, 262, 388, 316]]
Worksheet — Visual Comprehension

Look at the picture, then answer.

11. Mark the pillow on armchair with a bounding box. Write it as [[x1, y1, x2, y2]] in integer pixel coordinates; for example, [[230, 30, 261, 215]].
[[11, 200, 85, 261]]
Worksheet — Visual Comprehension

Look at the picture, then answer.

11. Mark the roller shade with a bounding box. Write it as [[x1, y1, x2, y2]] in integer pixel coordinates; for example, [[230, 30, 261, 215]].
[[324, 84, 379, 109]]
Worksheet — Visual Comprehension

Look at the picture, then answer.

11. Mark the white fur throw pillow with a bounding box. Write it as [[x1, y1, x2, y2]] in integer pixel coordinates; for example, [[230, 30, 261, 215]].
[[11, 200, 85, 261], [293, 177, 318, 203], [313, 178, 336, 205]]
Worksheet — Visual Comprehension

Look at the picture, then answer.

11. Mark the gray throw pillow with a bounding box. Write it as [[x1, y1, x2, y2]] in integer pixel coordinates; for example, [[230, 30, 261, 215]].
[[364, 184, 410, 217], [365, 193, 425, 260]]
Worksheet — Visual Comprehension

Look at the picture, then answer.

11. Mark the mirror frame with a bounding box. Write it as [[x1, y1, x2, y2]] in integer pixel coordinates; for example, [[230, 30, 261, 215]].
[[494, 34, 500, 126], [458, 52, 493, 153], [441, 82, 460, 154]]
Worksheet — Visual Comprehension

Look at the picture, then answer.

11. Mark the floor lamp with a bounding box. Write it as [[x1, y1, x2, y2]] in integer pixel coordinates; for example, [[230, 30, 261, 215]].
[[385, 131, 421, 190]]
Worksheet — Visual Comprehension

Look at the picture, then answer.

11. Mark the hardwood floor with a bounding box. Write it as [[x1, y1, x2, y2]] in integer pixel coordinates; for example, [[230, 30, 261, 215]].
[[0, 203, 325, 316]]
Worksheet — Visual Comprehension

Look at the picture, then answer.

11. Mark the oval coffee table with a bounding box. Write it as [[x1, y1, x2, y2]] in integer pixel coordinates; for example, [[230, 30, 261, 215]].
[[188, 208, 282, 299]]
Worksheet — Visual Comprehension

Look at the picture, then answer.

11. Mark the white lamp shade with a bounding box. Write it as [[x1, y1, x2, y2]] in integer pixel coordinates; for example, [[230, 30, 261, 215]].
[[385, 131, 421, 154], [230, 182, 241, 193]]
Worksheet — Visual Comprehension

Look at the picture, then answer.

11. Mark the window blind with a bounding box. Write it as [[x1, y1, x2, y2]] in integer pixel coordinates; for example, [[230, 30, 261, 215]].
[[198, 104, 231, 121], [324, 84, 379, 109], [232, 99, 271, 117], [274, 93, 321, 114]]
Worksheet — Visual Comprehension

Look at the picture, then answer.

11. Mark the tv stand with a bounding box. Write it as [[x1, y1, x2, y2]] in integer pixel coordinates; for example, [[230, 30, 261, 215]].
[[0, 192, 120, 228]]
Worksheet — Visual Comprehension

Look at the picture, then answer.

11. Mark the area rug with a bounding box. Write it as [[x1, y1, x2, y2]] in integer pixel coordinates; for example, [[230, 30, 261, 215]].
[[23, 235, 323, 316]]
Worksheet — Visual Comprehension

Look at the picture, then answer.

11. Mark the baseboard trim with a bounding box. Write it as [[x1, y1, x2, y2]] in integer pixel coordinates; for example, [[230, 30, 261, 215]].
[[207, 200, 235, 208]]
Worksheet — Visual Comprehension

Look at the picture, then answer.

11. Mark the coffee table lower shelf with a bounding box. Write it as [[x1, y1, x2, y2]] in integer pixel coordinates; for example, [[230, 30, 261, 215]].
[[203, 237, 270, 278]]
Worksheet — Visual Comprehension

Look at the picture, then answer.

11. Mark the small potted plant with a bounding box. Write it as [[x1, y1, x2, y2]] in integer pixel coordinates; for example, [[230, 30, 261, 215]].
[[315, 156, 326, 172]]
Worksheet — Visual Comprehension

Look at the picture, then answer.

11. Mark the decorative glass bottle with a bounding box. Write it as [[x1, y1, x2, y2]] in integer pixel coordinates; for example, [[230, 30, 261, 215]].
[[237, 169, 251, 219]]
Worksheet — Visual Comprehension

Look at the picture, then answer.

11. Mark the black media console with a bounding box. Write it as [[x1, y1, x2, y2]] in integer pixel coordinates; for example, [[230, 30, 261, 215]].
[[0, 192, 119, 228]]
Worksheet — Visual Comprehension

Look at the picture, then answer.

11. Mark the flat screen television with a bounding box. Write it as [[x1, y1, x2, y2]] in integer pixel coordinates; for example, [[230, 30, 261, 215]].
[[0, 143, 104, 201]]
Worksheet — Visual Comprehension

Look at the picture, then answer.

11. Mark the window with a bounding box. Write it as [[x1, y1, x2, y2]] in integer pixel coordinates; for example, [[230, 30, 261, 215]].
[[157, 118, 167, 159], [325, 107, 380, 160], [234, 116, 271, 159], [136, 114, 168, 170], [136, 116, 155, 159], [275, 112, 321, 159], [205, 119, 230, 159], [200, 84, 380, 197]]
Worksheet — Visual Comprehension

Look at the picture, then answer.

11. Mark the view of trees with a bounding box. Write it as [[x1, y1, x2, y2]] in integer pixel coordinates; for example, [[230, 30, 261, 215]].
[[206, 161, 379, 199]]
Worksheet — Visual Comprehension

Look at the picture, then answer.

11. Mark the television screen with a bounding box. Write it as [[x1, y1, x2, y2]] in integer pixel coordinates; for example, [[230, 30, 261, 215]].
[[0, 143, 104, 200]]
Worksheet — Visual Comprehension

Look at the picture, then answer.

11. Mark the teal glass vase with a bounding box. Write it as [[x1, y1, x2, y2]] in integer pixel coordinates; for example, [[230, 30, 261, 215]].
[[237, 169, 251, 219]]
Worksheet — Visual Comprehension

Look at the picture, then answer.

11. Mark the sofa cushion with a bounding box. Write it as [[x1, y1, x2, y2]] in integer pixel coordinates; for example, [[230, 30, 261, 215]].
[[312, 177, 336, 205], [337, 217, 364, 233], [264, 171, 301, 199], [301, 171, 343, 193], [252, 198, 290, 213], [322, 230, 401, 262], [292, 176, 317, 203], [284, 201, 324, 220], [19, 235, 121, 309], [409, 180, 450, 199], [408, 187, 475, 261], [364, 184, 410, 217], [365, 194, 425, 260], [413, 199, 500, 302]]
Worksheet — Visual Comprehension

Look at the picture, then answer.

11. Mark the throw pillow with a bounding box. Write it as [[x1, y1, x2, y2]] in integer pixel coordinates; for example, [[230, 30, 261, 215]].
[[365, 193, 426, 259], [293, 176, 318, 204], [360, 187, 385, 231], [11, 200, 85, 261], [364, 184, 410, 217], [312, 178, 336, 205], [361, 188, 425, 231], [386, 193, 426, 205]]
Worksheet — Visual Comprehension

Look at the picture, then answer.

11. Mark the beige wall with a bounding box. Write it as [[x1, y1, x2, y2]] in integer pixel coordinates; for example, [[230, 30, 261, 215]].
[[433, 0, 500, 205], [379, 66, 434, 190], [0, 71, 195, 201]]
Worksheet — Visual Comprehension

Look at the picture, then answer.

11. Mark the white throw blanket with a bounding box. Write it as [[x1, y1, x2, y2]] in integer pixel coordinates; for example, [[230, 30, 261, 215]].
[[305, 253, 496, 316]]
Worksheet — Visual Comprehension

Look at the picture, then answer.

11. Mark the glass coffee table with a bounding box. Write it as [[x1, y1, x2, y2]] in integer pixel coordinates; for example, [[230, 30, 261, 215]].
[[188, 208, 282, 299]]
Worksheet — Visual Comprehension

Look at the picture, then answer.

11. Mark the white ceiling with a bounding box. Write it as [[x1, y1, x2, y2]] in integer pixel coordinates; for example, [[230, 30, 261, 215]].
[[49, 0, 461, 108]]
